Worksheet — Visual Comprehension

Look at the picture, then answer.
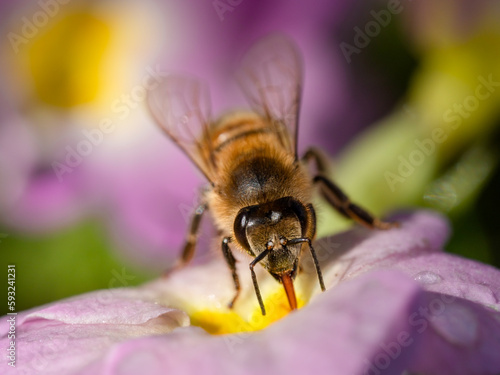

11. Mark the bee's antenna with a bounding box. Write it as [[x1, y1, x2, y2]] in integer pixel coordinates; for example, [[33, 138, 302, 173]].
[[288, 238, 325, 292], [249, 248, 271, 315]]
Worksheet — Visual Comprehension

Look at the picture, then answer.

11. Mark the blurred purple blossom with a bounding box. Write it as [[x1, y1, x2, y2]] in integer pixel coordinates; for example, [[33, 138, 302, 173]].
[[2, 211, 499, 374]]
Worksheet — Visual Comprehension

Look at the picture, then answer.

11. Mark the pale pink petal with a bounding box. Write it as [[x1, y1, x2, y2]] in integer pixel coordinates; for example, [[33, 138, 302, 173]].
[[79, 271, 426, 375], [314, 210, 500, 311], [408, 292, 500, 375], [0, 288, 189, 375]]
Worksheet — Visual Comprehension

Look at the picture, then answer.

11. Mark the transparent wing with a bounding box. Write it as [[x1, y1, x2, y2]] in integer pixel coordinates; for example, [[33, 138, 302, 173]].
[[147, 75, 217, 182], [237, 34, 303, 158]]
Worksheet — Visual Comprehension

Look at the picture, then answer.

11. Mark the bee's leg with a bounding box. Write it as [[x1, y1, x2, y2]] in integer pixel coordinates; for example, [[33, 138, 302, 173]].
[[249, 249, 271, 316], [165, 203, 208, 276], [302, 147, 331, 175], [222, 237, 241, 310], [303, 147, 396, 229], [288, 238, 325, 291], [313, 175, 397, 229]]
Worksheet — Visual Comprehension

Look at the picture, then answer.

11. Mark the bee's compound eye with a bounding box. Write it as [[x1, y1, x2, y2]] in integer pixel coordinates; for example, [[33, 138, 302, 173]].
[[279, 237, 287, 246], [266, 241, 274, 250]]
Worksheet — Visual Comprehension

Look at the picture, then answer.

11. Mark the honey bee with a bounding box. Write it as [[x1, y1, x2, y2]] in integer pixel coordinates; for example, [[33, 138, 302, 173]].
[[147, 35, 396, 315]]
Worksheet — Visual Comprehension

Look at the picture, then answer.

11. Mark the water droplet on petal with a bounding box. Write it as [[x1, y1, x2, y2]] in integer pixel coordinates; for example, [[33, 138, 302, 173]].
[[414, 271, 443, 285], [430, 303, 478, 347]]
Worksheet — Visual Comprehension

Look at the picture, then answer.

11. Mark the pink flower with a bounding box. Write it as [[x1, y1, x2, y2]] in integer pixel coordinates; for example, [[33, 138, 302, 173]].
[[2, 211, 499, 374]]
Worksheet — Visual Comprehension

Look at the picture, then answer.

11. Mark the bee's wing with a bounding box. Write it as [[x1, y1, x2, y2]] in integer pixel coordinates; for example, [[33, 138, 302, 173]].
[[237, 34, 303, 158], [147, 75, 217, 182]]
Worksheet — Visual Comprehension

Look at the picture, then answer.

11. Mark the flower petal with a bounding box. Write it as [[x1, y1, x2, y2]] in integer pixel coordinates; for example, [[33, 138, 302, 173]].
[[408, 292, 500, 375], [314, 210, 500, 311], [310, 210, 449, 287], [0, 288, 189, 375], [78, 270, 426, 375]]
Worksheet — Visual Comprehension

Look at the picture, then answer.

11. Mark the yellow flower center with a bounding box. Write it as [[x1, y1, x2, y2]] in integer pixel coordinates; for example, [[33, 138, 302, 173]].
[[189, 288, 305, 335], [28, 12, 111, 107], [152, 259, 318, 335]]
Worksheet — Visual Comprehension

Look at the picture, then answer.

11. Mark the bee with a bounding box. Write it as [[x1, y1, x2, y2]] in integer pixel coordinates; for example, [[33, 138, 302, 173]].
[[147, 35, 396, 316]]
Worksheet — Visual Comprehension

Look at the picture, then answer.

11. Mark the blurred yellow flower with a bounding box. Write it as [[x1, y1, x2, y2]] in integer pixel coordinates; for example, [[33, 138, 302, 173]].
[[29, 12, 111, 107], [3, 1, 167, 121]]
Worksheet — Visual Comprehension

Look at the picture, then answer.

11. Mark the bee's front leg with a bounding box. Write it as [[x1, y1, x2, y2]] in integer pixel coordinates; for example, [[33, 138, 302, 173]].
[[165, 203, 207, 276], [180, 203, 208, 264], [221, 237, 241, 309]]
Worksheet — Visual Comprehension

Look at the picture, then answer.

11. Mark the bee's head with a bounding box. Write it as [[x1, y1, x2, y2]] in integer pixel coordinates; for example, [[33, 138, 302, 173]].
[[234, 197, 313, 311], [234, 197, 310, 263]]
